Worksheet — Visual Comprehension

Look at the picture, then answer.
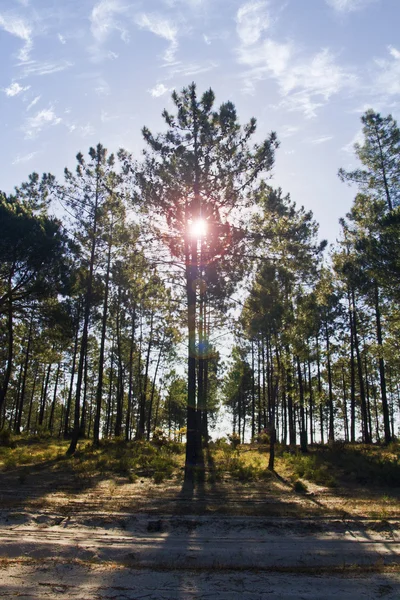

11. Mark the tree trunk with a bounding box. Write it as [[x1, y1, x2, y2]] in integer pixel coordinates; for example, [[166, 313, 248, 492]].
[[374, 282, 391, 443], [93, 230, 113, 446]]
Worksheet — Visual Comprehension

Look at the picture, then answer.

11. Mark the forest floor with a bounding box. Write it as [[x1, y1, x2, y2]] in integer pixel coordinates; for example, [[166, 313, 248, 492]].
[[0, 437, 399, 598]]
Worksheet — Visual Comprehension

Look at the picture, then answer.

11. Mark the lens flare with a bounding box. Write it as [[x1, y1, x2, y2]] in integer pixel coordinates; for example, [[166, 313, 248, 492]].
[[189, 218, 207, 238]]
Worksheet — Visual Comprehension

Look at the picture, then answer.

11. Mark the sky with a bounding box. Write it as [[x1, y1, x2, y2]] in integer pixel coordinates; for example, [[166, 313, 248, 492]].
[[1, 0, 400, 245]]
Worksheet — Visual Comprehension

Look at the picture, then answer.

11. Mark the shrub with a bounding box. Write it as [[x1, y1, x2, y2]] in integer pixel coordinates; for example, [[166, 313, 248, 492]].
[[0, 429, 15, 448], [228, 433, 241, 449], [293, 480, 307, 493], [152, 428, 169, 448], [285, 452, 337, 487]]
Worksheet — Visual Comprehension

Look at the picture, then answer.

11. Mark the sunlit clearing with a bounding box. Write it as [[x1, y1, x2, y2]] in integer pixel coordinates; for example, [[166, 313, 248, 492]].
[[189, 218, 207, 238]]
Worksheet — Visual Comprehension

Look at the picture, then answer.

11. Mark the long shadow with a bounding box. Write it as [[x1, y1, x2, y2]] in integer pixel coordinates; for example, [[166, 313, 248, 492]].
[[1, 444, 400, 598]]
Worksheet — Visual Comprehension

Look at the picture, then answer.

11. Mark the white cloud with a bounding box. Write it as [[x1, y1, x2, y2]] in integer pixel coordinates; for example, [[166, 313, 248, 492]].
[[281, 125, 300, 138], [163, 61, 218, 78], [26, 95, 41, 110], [239, 33, 357, 117], [12, 151, 38, 165], [3, 82, 30, 96], [308, 135, 334, 144], [58, 33, 66, 44], [326, 0, 377, 11], [281, 48, 356, 99], [20, 60, 73, 77], [341, 128, 363, 153], [149, 83, 169, 97], [239, 38, 292, 77], [135, 13, 178, 62], [90, 0, 128, 43], [94, 77, 110, 95], [236, 1, 270, 46], [0, 13, 33, 61], [373, 45, 400, 97], [24, 107, 62, 138]]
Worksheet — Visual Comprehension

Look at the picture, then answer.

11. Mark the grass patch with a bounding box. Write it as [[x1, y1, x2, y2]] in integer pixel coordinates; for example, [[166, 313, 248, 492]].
[[283, 452, 337, 487]]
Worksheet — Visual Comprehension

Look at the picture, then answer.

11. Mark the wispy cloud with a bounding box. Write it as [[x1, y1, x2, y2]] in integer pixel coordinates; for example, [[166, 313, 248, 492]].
[[149, 83, 170, 97], [373, 45, 400, 97], [3, 82, 30, 97], [20, 60, 73, 77], [23, 106, 62, 139], [163, 61, 218, 78], [341, 128, 363, 153], [281, 125, 300, 138], [26, 95, 41, 110], [237, 2, 357, 118], [135, 13, 179, 62], [90, 0, 129, 43], [326, 0, 377, 12], [0, 12, 33, 61], [236, 1, 271, 46], [308, 135, 334, 144], [12, 151, 38, 165]]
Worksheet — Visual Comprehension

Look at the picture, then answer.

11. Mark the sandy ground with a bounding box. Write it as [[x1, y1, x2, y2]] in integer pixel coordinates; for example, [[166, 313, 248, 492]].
[[1, 561, 400, 600], [0, 512, 399, 599], [1, 463, 399, 598]]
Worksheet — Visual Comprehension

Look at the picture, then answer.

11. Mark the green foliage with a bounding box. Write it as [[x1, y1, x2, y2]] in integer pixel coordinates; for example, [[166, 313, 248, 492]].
[[284, 452, 337, 487], [293, 479, 308, 493], [227, 432, 241, 448], [227, 454, 273, 482], [325, 444, 400, 487], [0, 429, 15, 448]]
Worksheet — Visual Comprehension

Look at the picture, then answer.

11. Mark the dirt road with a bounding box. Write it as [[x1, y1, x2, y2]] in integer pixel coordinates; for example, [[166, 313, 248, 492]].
[[0, 512, 399, 599]]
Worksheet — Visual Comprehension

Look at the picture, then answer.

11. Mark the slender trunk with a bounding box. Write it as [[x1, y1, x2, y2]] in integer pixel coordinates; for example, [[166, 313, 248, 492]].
[[93, 232, 113, 445], [137, 312, 154, 439], [374, 282, 391, 443], [348, 290, 356, 443], [325, 323, 335, 443], [114, 287, 124, 437], [351, 290, 370, 443], [307, 357, 314, 445], [125, 307, 136, 441], [342, 366, 349, 442], [39, 364, 52, 427], [64, 312, 80, 438], [0, 273, 14, 415], [147, 333, 164, 440], [105, 339, 114, 438], [316, 334, 324, 444], [286, 347, 295, 447], [297, 356, 307, 453], [26, 371, 38, 433], [12, 362, 24, 432], [15, 316, 34, 434], [251, 340, 256, 440], [48, 363, 61, 434]]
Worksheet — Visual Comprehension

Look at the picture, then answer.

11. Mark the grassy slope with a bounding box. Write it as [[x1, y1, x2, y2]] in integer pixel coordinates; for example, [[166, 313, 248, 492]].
[[0, 434, 399, 518]]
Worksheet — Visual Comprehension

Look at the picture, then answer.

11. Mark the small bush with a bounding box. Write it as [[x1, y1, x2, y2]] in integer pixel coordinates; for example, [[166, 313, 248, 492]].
[[0, 429, 15, 448], [228, 433, 241, 449], [4, 455, 17, 471], [293, 480, 307, 493], [228, 455, 266, 482], [152, 428, 169, 448], [285, 452, 337, 487], [255, 432, 270, 445]]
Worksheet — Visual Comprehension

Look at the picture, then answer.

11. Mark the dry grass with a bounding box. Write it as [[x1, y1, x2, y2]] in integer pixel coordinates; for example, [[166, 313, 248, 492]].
[[0, 434, 399, 518]]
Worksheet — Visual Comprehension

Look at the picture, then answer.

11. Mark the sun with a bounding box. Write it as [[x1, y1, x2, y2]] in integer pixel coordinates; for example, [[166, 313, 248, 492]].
[[189, 218, 207, 238]]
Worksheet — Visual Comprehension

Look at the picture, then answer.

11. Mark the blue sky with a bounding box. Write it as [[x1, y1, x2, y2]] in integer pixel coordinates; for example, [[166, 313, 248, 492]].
[[1, 0, 399, 244]]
